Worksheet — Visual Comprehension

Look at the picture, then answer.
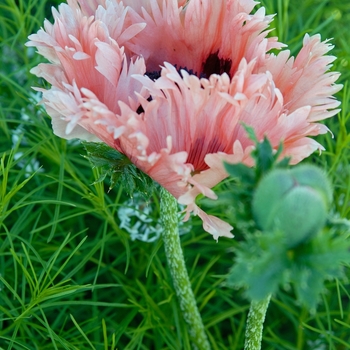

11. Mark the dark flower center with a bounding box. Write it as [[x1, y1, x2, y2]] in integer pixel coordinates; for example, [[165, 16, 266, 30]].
[[145, 52, 232, 81], [202, 52, 232, 78], [139, 52, 232, 113], [145, 70, 162, 81], [145, 65, 197, 81]]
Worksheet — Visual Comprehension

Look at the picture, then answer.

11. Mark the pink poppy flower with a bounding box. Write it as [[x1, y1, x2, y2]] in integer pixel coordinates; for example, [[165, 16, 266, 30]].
[[27, 0, 341, 240]]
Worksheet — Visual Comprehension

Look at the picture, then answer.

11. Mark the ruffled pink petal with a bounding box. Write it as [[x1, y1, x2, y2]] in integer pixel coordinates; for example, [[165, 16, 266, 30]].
[[279, 137, 325, 164], [257, 34, 342, 121], [220, 6, 285, 77], [133, 61, 279, 162], [66, 0, 150, 46], [67, 0, 106, 16], [178, 140, 250, 206], [27, 1, 147, 114], [125, 0, 281, 75], [27, 2, 150, 143]]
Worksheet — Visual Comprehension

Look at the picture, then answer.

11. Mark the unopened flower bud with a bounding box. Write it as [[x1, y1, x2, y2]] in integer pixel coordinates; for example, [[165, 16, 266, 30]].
[[288, 165, 333, 208], [252, 165, 332, 247]]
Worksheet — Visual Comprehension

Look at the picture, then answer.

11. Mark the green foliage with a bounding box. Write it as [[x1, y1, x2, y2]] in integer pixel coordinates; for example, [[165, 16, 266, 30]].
[[291, 229, 350, 309], [83, 142, 156, 198], [242, 124, 289, 179], [228, 225, 350, 310], [1, 0, 350, 349], [224, 135, 350, 309]]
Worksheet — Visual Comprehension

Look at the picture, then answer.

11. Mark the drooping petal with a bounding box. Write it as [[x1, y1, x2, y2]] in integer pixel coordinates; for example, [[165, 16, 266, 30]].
[[184, 203, 234, 241]]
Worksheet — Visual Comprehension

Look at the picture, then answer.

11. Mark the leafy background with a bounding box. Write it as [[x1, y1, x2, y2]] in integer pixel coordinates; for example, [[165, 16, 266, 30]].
[[0, 0, 349, 349]]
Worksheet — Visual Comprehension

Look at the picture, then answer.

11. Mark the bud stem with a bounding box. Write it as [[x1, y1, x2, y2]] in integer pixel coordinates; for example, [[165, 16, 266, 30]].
[[244, 295, 271, 350], [160, 187, 211, 350]]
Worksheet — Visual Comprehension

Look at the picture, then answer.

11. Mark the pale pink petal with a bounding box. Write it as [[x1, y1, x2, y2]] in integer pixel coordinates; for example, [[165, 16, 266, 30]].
[[183, 203, 234, 241], [257, 34, 342, 121], [67, 0, 106, 16], [125, 0, 281, 75], [27, 1, 147, 115], [280, 138, 325, 165]]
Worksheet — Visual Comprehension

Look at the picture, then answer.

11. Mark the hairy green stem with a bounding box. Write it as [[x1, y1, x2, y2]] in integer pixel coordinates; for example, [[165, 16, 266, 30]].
[[244, 295, 271, 350], [160, 187, 211, 350]]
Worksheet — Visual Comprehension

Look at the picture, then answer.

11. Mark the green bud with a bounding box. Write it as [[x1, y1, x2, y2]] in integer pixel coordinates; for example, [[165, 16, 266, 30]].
[[251, 169, 295, 231], [252, 165, 332, 247], [289, 165, 333, 208], [271, 186, 327, 246]]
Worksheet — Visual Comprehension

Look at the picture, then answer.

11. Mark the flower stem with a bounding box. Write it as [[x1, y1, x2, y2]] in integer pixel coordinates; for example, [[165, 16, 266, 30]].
[[244, 295, 271, 350], [160, 187, 211, 350]]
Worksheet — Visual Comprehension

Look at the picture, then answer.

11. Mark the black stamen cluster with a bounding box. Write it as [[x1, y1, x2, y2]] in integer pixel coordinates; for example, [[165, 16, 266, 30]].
[[202, 52, 232, 78]]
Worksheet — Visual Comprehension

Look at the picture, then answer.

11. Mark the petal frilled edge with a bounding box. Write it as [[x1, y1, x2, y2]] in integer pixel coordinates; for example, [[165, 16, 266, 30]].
[[257, 34, 342, 121]]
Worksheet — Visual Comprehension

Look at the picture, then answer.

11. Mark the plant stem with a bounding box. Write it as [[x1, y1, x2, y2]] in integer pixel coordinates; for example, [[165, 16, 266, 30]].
[[160, 187, 211, 350], [244, 295, 271, 350]]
